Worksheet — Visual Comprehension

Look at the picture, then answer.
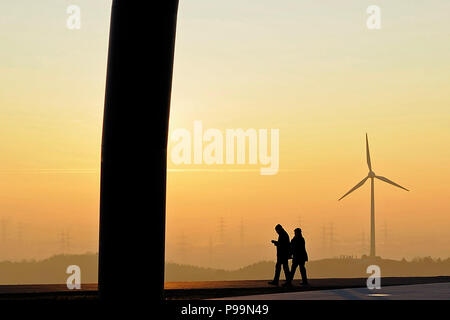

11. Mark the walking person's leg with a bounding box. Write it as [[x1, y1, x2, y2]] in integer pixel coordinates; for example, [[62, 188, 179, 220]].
[[269, 261, 281, 285], [274, 261, 282, 282], [290, 261, 299, 283], [299, 262, 308, 285], [281, 260, 291, 286]]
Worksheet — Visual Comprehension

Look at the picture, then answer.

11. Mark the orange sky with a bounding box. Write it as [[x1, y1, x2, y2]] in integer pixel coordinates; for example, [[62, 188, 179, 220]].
[[0, 1, 449, 269], [165, 0, 450, 268]]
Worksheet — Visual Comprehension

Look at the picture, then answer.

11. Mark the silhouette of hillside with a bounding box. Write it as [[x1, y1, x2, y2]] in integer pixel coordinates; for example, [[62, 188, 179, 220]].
[[0, 254, 448, 284], [165, 256, 450, 282], [0, 253, 98, 285]]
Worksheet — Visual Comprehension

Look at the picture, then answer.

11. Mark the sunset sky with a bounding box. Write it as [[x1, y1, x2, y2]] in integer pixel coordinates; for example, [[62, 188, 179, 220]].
[[0, 1, 449, 270]]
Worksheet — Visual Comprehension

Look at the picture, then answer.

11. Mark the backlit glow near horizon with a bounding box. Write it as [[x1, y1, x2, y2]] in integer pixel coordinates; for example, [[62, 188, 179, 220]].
[[0, 0, 112, 260], [0, 1, 449, 273], [166, 0, 450, 269]]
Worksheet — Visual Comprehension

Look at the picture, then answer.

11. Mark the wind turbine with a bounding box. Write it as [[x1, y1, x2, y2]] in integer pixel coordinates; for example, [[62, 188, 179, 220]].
[[338, 134, 409, 257]]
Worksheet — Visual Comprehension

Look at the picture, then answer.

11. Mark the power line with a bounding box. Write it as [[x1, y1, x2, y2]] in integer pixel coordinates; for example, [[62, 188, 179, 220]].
[[59, 230, 72, 254], [239, 216, 244, 247], [218, 216, 226, 244], [322, 222, 336, 257], [1, 217, 10, 245]]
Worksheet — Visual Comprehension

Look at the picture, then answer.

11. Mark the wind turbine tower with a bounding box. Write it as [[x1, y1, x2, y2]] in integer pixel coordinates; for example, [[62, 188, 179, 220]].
[[339, 134, 409, 257]]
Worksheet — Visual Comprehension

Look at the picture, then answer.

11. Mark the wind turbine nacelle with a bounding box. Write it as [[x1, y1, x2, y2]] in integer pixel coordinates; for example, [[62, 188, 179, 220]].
[[368, 171, 376, 178]]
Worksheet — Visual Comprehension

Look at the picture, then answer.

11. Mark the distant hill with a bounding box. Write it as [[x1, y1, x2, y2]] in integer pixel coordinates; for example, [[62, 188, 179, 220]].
[[0, 253, 98, 285], [165, 256, 450, 282], [0, 254, 449, 284]]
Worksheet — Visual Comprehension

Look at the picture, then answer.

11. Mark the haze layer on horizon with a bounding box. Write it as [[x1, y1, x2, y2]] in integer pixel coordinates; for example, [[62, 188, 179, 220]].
[[0, 1, 449, 271]]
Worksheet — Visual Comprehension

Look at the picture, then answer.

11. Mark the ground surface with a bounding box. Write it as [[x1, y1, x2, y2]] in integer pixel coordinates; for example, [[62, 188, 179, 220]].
[[0, 284, 98, 300], [164, 276, 450, 299], [215, 282, 450, 300], [0, 277, 449, 300]]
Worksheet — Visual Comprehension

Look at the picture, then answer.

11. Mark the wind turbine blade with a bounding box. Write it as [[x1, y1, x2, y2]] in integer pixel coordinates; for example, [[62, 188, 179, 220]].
[[375, 175, 409, 191], [366, 133, 372, 171], [338, 176, 369, 201]]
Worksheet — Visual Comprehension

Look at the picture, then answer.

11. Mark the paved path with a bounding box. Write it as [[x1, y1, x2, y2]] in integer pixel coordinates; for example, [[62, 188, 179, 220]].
[[215, 282, 450, 300], [165, 277, 450, 299], [0, 284, 97, 295]]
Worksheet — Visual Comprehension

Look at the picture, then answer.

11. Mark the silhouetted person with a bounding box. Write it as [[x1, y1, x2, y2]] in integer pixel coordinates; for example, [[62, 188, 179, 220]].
[[287, 228, 308, 286], [268, 224, 290, 286]]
